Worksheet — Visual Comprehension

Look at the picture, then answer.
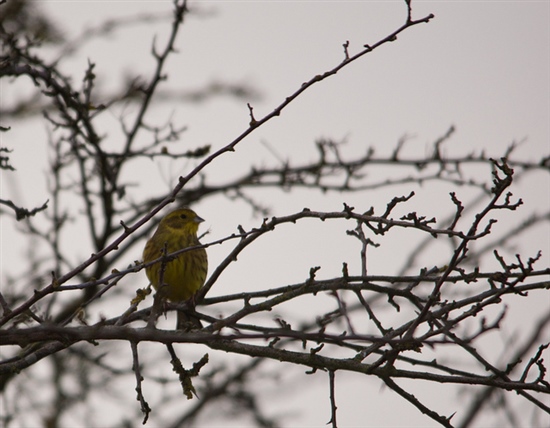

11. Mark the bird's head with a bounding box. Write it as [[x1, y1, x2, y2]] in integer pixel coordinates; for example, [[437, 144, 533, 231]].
[[158, 208, 204, 235]]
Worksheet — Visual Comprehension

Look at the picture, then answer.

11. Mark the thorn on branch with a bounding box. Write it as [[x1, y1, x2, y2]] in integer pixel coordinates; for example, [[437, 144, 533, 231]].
[[268, 337, 280, 348], [247, 103, 258, 127], [307, 266, 321, 286], [342, 262, 349, 279], [456, 266, 479, 284], [388, 295, 400, 312], [342, 203, 354, 217], [275, 317, 292, 330], [363, 207, 374, 216], [445, 412, 457, 425], [342, 40, 350, 61], [120, 219, 130, 233], [261, 217, 270, 229], [310, 343, 324, 355]]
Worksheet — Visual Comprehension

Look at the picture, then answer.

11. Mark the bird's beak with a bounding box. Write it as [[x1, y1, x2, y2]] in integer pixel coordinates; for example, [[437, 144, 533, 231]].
[[194, 215, 205, 223]]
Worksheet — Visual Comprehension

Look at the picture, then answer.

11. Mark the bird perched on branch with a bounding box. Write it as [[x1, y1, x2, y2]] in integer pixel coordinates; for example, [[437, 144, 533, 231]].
[[143, 208, 208, 329]]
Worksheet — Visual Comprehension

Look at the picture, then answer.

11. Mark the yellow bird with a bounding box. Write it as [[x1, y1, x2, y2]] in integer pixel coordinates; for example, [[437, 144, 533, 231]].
[[143, 208, 208, 328]]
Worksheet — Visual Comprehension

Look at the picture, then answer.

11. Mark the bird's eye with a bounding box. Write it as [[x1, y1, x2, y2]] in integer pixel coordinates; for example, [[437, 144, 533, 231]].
[[180, 214, 187, 220]]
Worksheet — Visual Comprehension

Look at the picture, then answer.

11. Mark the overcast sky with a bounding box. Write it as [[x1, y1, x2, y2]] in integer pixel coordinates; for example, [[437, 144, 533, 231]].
[[2, 1, 549, 426]]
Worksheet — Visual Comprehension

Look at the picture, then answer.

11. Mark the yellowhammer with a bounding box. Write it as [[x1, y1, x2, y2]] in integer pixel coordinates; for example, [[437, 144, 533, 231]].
[[143, 208, 208, 329]]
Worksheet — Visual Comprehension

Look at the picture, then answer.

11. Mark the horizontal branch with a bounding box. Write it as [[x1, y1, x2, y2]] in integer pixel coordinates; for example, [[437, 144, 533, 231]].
[[1, 325, 548, 395], [0, 198, 49, 220]]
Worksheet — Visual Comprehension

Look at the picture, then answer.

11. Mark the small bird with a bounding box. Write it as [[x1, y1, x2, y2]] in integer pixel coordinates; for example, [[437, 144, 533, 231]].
[[143, 208, 208, 329]]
